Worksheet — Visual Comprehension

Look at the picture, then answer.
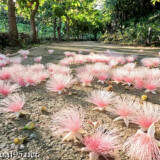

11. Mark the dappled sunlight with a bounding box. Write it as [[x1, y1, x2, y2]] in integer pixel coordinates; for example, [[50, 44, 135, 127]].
[[1, 0, 160, 159], [46, 42, 159, 58]]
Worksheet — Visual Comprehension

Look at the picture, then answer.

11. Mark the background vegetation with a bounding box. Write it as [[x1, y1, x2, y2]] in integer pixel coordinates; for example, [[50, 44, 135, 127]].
[[0, 0, 160, 48]]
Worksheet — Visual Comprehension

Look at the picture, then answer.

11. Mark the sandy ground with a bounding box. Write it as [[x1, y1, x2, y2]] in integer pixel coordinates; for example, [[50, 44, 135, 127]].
[[0, 41, 160, 160]]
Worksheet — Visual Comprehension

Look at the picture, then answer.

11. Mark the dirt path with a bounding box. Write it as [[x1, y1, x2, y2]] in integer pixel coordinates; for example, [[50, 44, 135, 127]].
[[0, 42, 160, 160], [22, 41, 160, 65]]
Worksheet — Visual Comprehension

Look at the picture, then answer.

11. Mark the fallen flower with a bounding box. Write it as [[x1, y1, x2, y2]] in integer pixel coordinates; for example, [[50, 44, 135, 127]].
[[86, 90, 115, 111], [0, 93, 25, 117], [123, 123, 160, 160], [51, 107, 85, 142], [81, 127, 120, 160]]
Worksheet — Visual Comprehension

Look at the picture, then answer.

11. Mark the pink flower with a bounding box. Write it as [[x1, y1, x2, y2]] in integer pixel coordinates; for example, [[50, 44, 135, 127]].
[[64, 51, 76, 57], [23, 56, 28, 60], [46, 74, 76, 94], [123, 123, 160, 160], [18, 50, 30, 56], [47, 64, 71, 75], [83, 49, 90, 54], [117, 56, 126, 64], [123, 63, 136, 71], [0, 68, 13, 80], [91, 54, 109, 63], [139, 49, 144, 53], [29, 64, 45, 72], [0, 93, 25, 116], [23, 71, 41, 86], [89, 63, 108, 75], [122, 71, 135, 86], [77, 65, 92, 74], [141, 58, 152, 68], [0, 54, 6, 60], [12, 72, 27, 86], [78, 50, 83, 54], [47, 63, 58, 72], [141, 58, 160, 68], [48, 50, 54, 54], [107, 95, 138, 127], [37, 71, 48, 81], [109, 59, 119, 68], [54, 66, 71, 75], [86, 53, 99, 63], [149, 68, 160, 79], [96, 73, 109, 84], [131, 102, 160, 131], [111, 68, 123, 84], [89, 64, 109, 83], [10, 64, 25, 72], [81, 127, 120, 160], [85, 55, 93, 62], [34, 56, 42, 63], [51, 107, 84, 142], [105, 49, 111, 55], [144, 78, 160, 94], [74, 55, 86, 64], [11, 65, 45, 87], [86, 90, 115, 111], [126, 55, 137, 63], [134, 78, 144, 89], [77, 72, 94, 86], [0, 60, 7, 67], [102, 55, 111, 63], [152, 58, 160, 67], [0, 81, 20, 97], [132, 67, 147, 89], [59, 57, 74, 66], [5, 57, 11, 64]]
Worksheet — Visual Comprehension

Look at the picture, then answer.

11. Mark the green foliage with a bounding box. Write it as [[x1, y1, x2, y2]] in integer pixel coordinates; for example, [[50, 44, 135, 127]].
[[17, 23, 30, 33], [54, 5, 65, 17], [152, 0, 160, 5], [101, 0, 160, 45], [101, 13, 160, 45], [0, 0, 160, 47], [0, 4, 8, 32]]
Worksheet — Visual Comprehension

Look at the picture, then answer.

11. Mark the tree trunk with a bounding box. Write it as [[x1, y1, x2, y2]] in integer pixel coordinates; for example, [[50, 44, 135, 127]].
[[58, 18, 62, 41], [94, 32, 97, 41], [71, 28, 74, 41], [30, 0, 39, 43], [53, 17, 57, 41], [8, 0, 19, 47], [77, 30, 79, 41], [115, 5, 119, 31], [66, 17, 70, 41], [147, 27, 152, 45], [140, 0, 143, 16]]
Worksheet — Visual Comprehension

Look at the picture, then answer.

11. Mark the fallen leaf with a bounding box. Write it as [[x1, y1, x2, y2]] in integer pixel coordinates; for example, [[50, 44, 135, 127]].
[[106, 85, 113, 91]]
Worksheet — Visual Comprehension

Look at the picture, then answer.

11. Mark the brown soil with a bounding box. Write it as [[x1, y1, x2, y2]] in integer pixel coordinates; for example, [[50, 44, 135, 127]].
[[0, 42, 160, 160]]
